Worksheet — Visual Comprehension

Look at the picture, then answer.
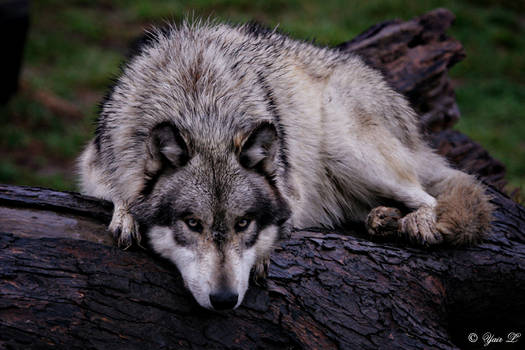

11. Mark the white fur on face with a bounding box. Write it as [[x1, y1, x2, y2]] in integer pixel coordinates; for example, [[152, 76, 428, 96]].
[[148, 226, 214, 309], [234, 224, 279, 308], [148, 224, 279, 310]]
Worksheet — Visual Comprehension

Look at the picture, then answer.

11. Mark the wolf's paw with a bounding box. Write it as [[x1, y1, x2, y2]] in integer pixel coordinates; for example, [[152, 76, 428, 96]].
[[400, 206, 443, 246], [109, 206, 142, 249], [253, 256, 269, 286], [366, 206, 402, 237]]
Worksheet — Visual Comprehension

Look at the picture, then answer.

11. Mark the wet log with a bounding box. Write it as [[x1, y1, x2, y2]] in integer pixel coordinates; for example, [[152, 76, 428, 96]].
[[1, 8, 523, 350], [1, 183, 524, 349]]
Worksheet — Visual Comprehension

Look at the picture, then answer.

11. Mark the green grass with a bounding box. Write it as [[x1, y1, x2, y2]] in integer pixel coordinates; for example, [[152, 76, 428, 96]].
[[1, 0, 523, 198]]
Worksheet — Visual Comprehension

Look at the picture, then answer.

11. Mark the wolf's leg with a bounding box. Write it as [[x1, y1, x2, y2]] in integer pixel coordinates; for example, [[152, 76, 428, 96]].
[[321, 125, 445, 244], [365, 183, 444, 245], [78, 141, 142, 249], [366, 205, 443, 245], [322, 138, 444, 244], [324, 61, 492, 245], [366, 155, 493, 246]]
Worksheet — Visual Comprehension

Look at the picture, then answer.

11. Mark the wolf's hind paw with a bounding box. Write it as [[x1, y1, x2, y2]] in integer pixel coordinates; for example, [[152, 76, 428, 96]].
[[366, 206, 402, 237], [400, 206, 443, 246]]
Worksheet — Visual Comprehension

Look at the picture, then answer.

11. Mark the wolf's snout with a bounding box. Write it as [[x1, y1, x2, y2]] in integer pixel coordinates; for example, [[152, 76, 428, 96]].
[[209, 291, 238, 310]]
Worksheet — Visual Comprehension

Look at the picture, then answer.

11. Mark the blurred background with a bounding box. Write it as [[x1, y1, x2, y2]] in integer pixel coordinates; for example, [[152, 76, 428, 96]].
[[0, 0, 523, 199]]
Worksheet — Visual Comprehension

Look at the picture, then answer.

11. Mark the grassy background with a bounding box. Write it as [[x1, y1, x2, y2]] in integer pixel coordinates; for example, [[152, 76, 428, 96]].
[[0, 0, 523, 198]]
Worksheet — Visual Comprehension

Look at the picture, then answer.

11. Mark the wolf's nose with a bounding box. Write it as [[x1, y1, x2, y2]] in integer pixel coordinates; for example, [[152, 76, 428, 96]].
[[209, 291, 238, 310]]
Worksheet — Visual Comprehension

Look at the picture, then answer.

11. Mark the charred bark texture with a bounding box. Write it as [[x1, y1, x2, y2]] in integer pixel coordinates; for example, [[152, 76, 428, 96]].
[[1, 184, 524, 349], [1, 8, 523, 350]]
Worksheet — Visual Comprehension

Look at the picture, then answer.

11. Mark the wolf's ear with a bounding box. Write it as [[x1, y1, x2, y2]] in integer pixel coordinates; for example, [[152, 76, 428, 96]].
[[239, 122, 278, 175], [147, 122, 189, 171]]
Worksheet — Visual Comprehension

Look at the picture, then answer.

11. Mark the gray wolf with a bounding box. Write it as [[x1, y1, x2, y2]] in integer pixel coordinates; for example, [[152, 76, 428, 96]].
[[78, 20, 493, 310]]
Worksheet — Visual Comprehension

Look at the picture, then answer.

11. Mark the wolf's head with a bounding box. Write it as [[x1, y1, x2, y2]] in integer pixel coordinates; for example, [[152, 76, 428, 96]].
[[131, 121, 291, 310]]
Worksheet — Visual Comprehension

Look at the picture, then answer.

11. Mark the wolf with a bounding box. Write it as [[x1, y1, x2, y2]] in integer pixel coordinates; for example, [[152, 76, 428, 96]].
[[78, 20, 493, 310]]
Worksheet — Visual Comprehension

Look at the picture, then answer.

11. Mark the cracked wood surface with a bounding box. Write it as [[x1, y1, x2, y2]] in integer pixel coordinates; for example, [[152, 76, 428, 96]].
[[1, 183, 524, 349]]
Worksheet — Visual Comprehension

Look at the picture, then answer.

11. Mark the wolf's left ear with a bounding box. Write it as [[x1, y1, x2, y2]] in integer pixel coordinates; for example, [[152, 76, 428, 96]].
[[239, 122, 278, 175], [147, 122, 189, 173]]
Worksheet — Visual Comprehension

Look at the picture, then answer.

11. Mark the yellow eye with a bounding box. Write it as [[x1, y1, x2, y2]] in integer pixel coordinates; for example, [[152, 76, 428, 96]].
[[236, 218, 250, 231], [185, 218, 201, 231]]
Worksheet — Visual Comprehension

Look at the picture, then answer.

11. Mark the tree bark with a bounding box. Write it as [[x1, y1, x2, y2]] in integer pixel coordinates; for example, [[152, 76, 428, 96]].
[[1, 8, 523, 350], [1, 183, 524, 349]]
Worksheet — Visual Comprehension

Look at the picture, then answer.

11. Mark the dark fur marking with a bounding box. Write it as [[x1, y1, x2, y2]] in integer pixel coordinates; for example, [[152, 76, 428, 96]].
[[244, 21, 274, 37], [240, 148, 279, 191], [172, 231, 190, 246], [254, 72, 290, 177], [243, 187, 291, 248], [151, 121, 190, 167], [149, 203, 175, 228], [93, 136, 101, 153], [139, 123, 189, 198], [140, 171, 163, 198], [94, 87, 116, 153], [218, 273, 230, 290], [212, 210, 228, 246], [244, 233, 258, 249]]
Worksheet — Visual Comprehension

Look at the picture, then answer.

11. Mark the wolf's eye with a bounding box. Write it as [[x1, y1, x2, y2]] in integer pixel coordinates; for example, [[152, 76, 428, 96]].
[[185, 218, 202, 232], [235, 218, 251, 232]]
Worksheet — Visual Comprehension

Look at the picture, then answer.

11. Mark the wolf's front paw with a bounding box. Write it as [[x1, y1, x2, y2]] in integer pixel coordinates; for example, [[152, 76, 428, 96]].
[[109, 206, 141, 249], [366, 206, 402, 237], [400, 206, 443, 246]]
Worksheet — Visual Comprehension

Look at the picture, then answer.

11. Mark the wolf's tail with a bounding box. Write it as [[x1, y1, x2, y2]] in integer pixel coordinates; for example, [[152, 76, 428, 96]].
[[427, 170, 494, 245]]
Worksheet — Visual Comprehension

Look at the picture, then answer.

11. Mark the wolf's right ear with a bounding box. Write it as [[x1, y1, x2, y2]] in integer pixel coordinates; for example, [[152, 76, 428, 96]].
[[238, 122, 278, 175], [147, 122, 189, 172]]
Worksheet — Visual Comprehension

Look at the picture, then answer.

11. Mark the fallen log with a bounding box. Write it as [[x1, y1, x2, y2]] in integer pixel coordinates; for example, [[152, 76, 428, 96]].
[[1, 8, 523, 350], [1, 181, 524, 349]]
